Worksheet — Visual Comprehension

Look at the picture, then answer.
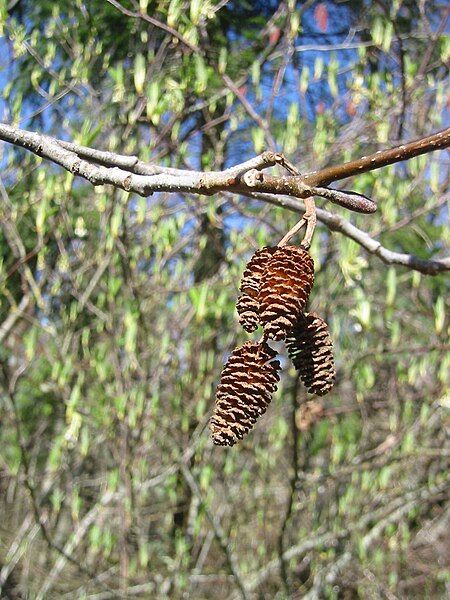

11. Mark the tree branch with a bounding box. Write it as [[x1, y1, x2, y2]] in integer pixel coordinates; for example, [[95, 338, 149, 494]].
[[241, 191, 450, 275], [1, 122, 449, 274], [302, 127, 450, 186], [2, 122, 448, 199]]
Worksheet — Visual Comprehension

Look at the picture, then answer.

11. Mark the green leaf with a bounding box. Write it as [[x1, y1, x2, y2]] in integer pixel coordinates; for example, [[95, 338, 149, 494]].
[[328, 54, 339, 98], [194, 55, 208, 94], [251, 60, 260, 86], [313, 57, 324, 80], [134, 53, 146, 95], [110, 205, 123, 238], [386, 267, 396, 306], [0, 0, 6, 36], [372, 17, 384, 46], [190, 0, 202, 25], [189, 283, 209, 320], [382, 20, 393, 52], [252, 127, 265, 153], [434, 296, 445, 334], [218, 47, 228, 75], [124, 310, 138, 353], [36, 196, 49, 234], [299, 65, 309, 93]]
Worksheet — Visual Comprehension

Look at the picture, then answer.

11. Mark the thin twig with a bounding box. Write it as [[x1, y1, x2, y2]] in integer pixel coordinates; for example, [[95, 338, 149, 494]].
[[278, 376, 302, 595], [245, 478, 449, 594], [36, 491, 116, 599], [222, 74, 277, 151], [242, 191, 450, 275], [278, 217, 306, 246], [105, 0, 200, 53], [0, 295, 31, 344], [179, 463, 250, 600], [0, 365, 114, 596]]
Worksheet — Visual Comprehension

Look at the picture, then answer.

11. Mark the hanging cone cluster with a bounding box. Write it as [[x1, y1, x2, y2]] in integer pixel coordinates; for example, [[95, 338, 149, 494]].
[[209, 341, 281, 446], [209, 241, 335, 447], [259, 245, 315, 340], [236, 246, 276, 332], [236, 245, 315, 340], [285, 312, 335, 396]]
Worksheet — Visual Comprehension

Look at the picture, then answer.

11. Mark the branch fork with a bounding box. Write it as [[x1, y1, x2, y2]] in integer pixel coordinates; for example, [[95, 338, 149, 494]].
[[0, 122, 449, 273]]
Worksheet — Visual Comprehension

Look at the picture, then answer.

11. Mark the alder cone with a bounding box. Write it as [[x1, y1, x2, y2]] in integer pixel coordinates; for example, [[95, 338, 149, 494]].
[[259, 245, 314, 340], [236, 246, 276, 332], [286, 312, 335, 396], [209, 341, 281, 446]]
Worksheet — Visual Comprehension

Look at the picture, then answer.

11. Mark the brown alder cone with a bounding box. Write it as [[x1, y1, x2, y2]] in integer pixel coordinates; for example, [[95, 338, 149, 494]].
[[259, 245, 314, 340], [285, 312, 335, 396], [209, 341, 281, 446], [236, 246, 276, 332]]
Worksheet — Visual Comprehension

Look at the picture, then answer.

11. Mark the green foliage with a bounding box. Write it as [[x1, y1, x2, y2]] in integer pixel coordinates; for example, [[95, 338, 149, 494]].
[[0, 1, 449, 598]]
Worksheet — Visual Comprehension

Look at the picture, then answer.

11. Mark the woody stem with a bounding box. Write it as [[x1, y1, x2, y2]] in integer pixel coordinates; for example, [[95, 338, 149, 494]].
[[278, 218, 306, 247], [301, 197, 317, 249], [277, 197, 317, 248]]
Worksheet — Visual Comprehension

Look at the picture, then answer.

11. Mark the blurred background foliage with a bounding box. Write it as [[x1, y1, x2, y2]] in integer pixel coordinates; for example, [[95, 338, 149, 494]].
[[0, 1, 449, 598]]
